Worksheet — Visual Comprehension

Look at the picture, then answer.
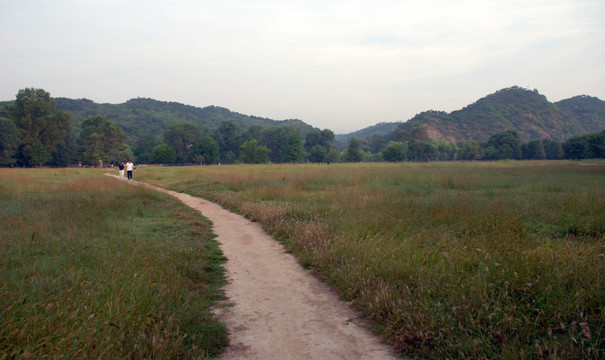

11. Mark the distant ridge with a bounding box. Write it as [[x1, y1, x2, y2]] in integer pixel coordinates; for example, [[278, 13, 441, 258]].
[[2, 86, 603, 146], [337, 86, 605, 145], [52, 97, 316, 142]]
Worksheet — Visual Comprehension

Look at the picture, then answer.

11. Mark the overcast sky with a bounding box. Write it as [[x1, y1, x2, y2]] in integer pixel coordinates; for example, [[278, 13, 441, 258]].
[[1, 0, 604, 133]]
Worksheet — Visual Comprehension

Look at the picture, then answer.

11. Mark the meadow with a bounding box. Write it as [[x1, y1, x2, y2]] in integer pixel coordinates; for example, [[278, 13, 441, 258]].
[[0, 168, 228, 359], [137, 161, 605, 359]]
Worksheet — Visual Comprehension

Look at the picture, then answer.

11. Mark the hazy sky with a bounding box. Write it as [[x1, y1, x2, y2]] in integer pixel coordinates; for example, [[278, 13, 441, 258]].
[[1, 0, 604, 133]]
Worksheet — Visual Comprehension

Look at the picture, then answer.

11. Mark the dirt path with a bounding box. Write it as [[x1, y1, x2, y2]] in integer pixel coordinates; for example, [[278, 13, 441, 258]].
[[109, 176, 399, 359]]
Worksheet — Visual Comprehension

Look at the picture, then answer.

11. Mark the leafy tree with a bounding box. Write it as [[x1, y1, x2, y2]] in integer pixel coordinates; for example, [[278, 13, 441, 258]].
[[496, 144, 514, 160], [163, 122, 200, 163], [434, 141, 458, 161], [134, 134, 161, 163], [485, 130, 522, 159], [304, 129, 322, 152], [118, 146, 135, 164], [408, 139, 436, 162], [262, 127, 287, 163], [263, 126, 304, 163], [304, 128, 335, 156], [77, 115, 126, 166], [308, 145, 327, 163], [586, 131, 605, 158], [239, 139, 270, 164], [29, 140, 51, 167], [559, 131, 605, 159], [325, 148, 341, 163], [382, 141, 407, 162], [285, 128, 305, 163], [367, 152, 383, 162], [483, 146, 498, 161], [51, 127, 76, 167], [344, 137, 363, 162], [151, 144, 177, 164], [364, 134, 387, 154], [222, 151, 238, 164], [543, 139, 564, 159], [459, 140, 483, 160], [241, 125, 263, 144], [563, 136, 588, 159], [214, 120, 240, 163], [191, 136, 220, 165], [523, 140, 546, 160], [7, 88, 71, 166], [361, 150, 375, 162], [193, 153, 206, 165], [320, 129, 335, 147], [0, 118, 20, 165], [529, 140, 546, 160]]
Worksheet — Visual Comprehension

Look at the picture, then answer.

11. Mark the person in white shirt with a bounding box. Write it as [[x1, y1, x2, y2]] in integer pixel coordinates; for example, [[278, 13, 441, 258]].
[[126, 160, 134, 180]]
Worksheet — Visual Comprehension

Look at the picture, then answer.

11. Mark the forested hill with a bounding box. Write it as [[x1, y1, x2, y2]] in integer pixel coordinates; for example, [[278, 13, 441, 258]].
[[338, 87, 605, 144], [4, 86, 604, 146], [53, 97, 315, 141]]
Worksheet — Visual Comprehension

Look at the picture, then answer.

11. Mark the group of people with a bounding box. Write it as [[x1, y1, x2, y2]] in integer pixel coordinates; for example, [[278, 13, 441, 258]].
[[118, 160, 135, 180]]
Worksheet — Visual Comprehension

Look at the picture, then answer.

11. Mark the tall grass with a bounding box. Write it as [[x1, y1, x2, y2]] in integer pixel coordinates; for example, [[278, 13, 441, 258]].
[[0, 168, 227, 359], [138, 161, 605, 359]]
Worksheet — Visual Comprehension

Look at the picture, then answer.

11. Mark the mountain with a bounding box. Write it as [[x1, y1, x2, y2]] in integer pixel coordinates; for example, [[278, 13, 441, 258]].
[[52, 97, 316, 141], [340, 86, 605, 144], [556, 95, 605, 133], [3, 86, 604, 147], [334, 122, 401, 146]]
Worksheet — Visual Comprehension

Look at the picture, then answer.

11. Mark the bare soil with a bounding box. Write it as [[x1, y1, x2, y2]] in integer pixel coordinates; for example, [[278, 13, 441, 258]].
[[111, 175, 399, 359]]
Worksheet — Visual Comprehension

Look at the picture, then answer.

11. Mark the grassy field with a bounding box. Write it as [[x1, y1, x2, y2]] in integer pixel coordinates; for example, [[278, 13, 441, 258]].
[[0, 168, 228, 359], [136, 161, 605, 359]]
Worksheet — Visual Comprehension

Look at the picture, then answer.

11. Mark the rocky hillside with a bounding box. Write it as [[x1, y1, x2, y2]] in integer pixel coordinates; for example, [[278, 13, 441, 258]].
[[340, 87, 605, 144]]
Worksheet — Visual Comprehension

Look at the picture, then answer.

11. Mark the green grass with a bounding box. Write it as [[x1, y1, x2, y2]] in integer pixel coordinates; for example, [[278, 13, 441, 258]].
[[137, 161, 605, 359], [0, 168, 228, 359]]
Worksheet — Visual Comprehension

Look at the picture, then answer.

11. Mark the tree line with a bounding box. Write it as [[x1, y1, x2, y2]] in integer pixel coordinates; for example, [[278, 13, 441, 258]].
[[371, 127, 605, 162], [0, 88, 336, 166], [1, 88, 604, 167]]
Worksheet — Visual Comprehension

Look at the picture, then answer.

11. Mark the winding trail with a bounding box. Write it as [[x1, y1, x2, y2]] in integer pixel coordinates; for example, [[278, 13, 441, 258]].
[[108, 175, 399, 359]]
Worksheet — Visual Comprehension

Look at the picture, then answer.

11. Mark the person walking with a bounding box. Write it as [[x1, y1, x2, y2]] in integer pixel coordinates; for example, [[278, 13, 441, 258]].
[[118, 161, 125, 179], [126, 160, 134, 180]]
